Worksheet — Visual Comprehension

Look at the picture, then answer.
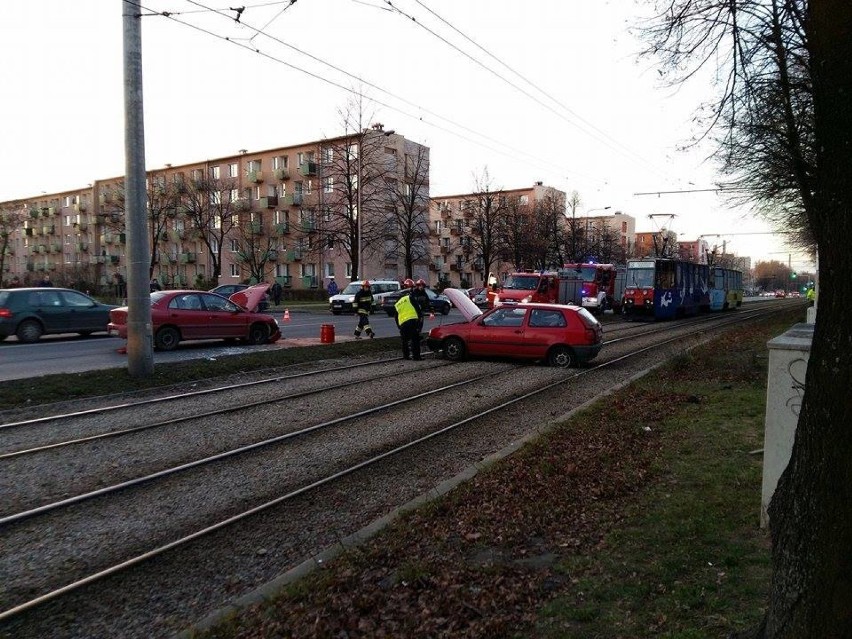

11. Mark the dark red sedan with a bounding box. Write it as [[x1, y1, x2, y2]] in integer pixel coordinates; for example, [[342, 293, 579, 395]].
[[107, 284, 281, 351], [426, 288, 603, 367]]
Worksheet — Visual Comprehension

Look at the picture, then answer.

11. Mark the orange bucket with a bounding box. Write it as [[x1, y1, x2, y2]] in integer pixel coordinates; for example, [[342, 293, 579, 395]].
[[320, 323, 335, 344]]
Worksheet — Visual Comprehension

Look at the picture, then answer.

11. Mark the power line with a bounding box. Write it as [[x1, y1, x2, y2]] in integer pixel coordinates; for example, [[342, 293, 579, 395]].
[[386, 0, 671, 180], [128, 0, 581, 181]]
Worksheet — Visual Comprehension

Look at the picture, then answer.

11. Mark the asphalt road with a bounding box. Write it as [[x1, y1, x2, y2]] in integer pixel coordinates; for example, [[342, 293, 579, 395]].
[[0, 309, 464, 382]]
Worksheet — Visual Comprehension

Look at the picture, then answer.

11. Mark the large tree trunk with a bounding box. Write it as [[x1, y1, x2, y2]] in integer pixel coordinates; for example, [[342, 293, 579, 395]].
[[762, 2, 852, 636]]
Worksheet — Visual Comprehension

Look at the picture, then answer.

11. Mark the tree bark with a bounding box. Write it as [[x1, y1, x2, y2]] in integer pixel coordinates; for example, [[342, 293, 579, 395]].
[[764, 2, 852, 636]]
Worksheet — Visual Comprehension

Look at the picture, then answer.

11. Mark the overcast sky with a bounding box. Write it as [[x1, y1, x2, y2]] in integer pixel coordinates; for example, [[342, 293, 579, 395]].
[[0, 0, 814, 270]]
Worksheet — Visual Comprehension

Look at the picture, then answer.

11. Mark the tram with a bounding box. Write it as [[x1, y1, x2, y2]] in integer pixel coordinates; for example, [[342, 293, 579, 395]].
[[708, 265, 744, 311], [621, 258, 711, 320]]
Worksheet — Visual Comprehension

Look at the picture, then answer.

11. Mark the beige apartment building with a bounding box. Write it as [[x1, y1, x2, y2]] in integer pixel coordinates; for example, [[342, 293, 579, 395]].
[[0, 126, 430, 295], [429, 182, 567, 288], [579, 210, 636, 261]]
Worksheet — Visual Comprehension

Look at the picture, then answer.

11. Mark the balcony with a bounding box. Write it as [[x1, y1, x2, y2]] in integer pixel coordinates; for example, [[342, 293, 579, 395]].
[[232, 199, 251, 212], [76, 242, 89, 252], [29, 208, 40, 219], [274, 168, 290, 181], [50, 243, 62, 253], [109, 255, 120, 264], [283, 193, 303, 207], [266, 250, 278, 261], [301, 275, 318, 288], [300, 220, 316, 233], [74, 202, 88, 213], [180, 252, 197, 264], [280, 275, 292, 288], [259, 196, 278, 209], [298, 161, 317, 177], [247, 170, 264, 183], [248, 221, 263, 235], [42, 225, 56, 235], [272, 222, 290, 235]]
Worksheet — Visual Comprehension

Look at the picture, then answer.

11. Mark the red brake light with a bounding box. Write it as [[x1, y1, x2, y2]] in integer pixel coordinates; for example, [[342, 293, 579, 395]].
[[0, 308, 12, 319]]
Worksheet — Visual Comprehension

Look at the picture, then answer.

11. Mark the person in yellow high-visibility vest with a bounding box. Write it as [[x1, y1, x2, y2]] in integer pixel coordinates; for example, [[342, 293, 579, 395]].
[[394, 289, 423, 360]]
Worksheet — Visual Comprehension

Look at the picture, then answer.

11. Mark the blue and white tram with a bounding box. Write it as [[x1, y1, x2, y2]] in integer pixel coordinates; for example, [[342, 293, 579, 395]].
[[708, 266, 744, 311], [621, 258, 710, 320]]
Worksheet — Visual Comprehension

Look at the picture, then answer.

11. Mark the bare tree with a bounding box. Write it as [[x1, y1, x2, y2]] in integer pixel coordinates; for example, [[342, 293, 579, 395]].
[[641, 1, 852, 635], [500, 194, 534, 272], [466, 169, 507, 283], [564, 190, 584, 263], [0, 202, 24, 282], [233, 213, 280, 284], [146, 174, 184, 279], [317, 96, 394, 281], [383, 141, 431, 278], [179, 174, 241, 282]]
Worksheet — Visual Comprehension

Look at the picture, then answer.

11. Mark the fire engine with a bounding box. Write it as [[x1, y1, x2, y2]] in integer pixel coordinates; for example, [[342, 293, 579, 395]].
[[493, 264, 625, 314]]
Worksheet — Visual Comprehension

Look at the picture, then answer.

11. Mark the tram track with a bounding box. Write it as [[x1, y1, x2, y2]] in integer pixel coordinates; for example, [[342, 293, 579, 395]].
[[0, 303, 797, 638]]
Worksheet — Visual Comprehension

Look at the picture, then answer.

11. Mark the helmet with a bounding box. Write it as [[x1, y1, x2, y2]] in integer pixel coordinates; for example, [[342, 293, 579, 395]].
[[362, 280, 370, 287], [403, 278, 415, 288], [416, 279, 426, 287]]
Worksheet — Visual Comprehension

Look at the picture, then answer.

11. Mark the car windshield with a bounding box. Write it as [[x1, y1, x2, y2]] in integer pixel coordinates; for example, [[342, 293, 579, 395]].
[[563, 266, 598, 281], [502, 275, 541, 290], [341, 282, 362, 295]]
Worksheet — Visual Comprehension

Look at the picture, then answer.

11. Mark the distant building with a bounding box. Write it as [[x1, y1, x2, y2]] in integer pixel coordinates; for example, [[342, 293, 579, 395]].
[[677, 239, 711, 264], [633, 229, 678, 258]]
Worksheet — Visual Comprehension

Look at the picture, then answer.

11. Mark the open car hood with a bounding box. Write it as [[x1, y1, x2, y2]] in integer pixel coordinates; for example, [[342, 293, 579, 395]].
[[229, 283, 270, 311], [443, 288, 482, 322]]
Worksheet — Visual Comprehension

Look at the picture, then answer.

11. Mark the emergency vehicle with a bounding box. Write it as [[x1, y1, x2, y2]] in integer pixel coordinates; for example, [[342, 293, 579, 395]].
[[494, 265, 625, 314]]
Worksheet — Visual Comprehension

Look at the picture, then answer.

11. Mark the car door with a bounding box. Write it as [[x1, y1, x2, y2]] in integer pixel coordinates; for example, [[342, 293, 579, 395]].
[[60, 290, 109, 332], [29, 289, 69, 334], [201, 292, 245, 338], [468, 306, 528, 357], [525, 308, 568, 357], [167, 293, 209, 339]]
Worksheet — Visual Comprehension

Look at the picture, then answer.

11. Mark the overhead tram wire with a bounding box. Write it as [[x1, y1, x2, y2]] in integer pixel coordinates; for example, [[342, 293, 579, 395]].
[[135, 0, 293, 17], [130, 1, 578, 179], [384, 0, 671, 181]]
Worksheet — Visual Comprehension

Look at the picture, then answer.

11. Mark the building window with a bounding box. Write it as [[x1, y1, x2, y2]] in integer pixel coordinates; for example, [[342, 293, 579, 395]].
[[325, 262, 335, 278], [230, 263, 239, 277], [322, 206, 331, 222], [520, 195, 529, 205], [229, 163, 238, 178], [323, 177, 333, 193], [229, 238, 239, 252], [321, 147, 333, 164], [273, 155, 288, 169], [210, 166, 220, 179], [435, 220, 443, 233]]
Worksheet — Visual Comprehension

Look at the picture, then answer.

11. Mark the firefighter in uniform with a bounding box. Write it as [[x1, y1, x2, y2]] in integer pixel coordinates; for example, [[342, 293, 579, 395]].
[[353, 280, 375, 339], [394, 286, 423, 360]]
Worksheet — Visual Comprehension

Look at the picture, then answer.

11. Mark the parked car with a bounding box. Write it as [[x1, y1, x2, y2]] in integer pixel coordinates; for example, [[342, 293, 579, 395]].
[[329, 280, 401, 314], [381, 287, 452, 316], [426, 288, 603, 367], [108, 284, 280, 351], [472, 287, 489, 309], [466, 286, 486, 300], [0, 287, 118, 343], [209, 284, 269, 311]]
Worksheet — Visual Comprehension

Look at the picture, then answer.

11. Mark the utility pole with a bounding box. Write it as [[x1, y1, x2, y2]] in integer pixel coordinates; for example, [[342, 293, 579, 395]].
[[123, 3, 154, 375]]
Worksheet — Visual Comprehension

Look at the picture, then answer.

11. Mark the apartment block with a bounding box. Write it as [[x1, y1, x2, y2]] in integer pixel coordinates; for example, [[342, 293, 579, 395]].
[[429, 182, 566, 288], [0, 126, 430, 293]]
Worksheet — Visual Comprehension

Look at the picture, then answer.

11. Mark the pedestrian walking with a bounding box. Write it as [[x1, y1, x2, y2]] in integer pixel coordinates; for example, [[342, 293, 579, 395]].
[[269, 279, 283, 306], [39, 275, 53, 287], [149, 278, 162, 292], [394, 285, 423, 360], [353, 280, 375, 339], [327, 276, 339, 297]]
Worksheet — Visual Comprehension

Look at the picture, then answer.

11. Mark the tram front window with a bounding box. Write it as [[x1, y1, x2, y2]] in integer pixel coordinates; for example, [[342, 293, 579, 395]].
[[627, 268, 654, 288]]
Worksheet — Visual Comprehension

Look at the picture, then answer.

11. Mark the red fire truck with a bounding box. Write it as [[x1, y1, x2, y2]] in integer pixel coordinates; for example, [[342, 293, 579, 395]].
[[494, 264, 624, 314]]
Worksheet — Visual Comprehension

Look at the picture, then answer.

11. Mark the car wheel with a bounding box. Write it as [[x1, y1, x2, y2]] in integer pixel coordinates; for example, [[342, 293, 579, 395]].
[[547, 345, 574, 368], [440, 303, 450, 315], [246, 323, 269, 345], [16, 319, 44, 343], [443, 336, 466, 362], [154, 326, 181, 351]]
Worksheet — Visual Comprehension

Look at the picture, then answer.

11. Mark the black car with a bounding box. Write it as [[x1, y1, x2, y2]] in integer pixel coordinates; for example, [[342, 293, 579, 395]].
[[0, 287, 118, 343], [209, 284, 269, 311], [382, 288, 452, 316]]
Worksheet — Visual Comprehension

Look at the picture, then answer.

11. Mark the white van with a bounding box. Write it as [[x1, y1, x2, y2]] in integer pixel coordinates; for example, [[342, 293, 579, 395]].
[[329, 280, 401, 314]]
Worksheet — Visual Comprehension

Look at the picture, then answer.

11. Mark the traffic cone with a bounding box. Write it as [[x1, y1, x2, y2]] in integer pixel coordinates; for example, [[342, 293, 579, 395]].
[[283, 309, 291, 322]]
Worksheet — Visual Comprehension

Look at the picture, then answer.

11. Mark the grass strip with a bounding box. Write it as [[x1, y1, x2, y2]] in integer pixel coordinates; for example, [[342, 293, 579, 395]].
[[196, 308, 802, 639]]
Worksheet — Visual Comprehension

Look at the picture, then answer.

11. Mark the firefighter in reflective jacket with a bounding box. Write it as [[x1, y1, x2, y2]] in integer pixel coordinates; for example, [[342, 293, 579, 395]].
[[395, 291, 422, 360], [353, 280, 375, 339]]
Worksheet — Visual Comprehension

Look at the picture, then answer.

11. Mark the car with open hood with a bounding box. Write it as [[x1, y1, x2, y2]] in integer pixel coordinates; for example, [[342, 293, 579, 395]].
[[107, 283, 281, 351], [426, 288, 603, 367]]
